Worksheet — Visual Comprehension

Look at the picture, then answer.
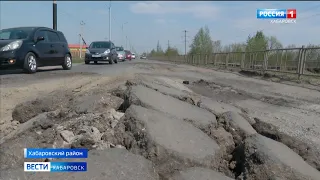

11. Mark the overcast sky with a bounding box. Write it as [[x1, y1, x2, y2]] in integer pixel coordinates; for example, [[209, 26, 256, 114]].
[[1, 1, 319, 53]]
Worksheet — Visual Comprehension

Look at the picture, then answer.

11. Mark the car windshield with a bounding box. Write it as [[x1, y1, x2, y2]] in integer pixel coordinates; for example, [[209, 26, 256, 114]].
[[89, 42, 111, 49], [116, 47, 124, 51], [0, 27, 34, 40]]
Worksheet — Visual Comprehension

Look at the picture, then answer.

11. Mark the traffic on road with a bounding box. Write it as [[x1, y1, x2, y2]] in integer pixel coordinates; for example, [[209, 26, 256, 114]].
[[0, 26, 143, 74]]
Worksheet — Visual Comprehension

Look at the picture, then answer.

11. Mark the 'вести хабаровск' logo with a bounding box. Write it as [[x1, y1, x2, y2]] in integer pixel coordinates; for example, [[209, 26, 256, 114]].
[[257, 9, 297, 24]]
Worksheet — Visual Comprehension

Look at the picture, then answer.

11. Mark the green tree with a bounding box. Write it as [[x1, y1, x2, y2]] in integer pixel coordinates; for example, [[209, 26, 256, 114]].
[[246, 31, 268, 52], [165, 46, 179, 56], [150, 49, 156, 56], [267, 36, 283, 50], [212, 40, 222, 53], [189, 26, 213, 55]]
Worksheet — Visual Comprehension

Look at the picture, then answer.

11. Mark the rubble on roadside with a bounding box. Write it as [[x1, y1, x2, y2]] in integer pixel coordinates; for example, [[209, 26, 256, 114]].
[[1, 76, 320, 180]]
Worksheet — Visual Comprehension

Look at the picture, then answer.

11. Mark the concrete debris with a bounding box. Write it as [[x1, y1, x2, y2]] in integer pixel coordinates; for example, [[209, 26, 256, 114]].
[[252, 118, 320, 171], [239, 134, 320, 180], [59, 130, 74, 143], [169, 167, 235, 180], [73, 94, 124, 113], [76, 126, 102, 142], [123, 105, 222, 176], [129, 85, 217, 130], [219, 111, 257, 145], [107, 108, 125, 120], [182, 80, 189, 84], [210, 127, 235, 154]]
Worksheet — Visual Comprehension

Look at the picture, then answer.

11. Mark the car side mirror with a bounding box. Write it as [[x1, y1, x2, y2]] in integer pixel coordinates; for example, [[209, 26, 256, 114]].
[[37, 36, 45, 42]]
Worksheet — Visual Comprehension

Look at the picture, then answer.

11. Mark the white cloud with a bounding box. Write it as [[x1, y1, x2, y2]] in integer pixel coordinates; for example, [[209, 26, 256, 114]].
[[130, 2, 220, 19]]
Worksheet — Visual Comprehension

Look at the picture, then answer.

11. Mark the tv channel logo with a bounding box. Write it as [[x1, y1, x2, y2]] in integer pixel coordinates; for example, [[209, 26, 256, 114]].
[[257, 9, 297, 19], [257, 9, 296, 23], [24, 162, 87, 172]]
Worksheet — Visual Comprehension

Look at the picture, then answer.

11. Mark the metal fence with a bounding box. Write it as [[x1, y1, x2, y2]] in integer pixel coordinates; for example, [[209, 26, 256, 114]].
[[149, 46, 320, 78]]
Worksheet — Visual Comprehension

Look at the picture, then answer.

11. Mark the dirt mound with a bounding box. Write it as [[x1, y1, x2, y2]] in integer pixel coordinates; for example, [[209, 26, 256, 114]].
[[12, 90, 74, 123]]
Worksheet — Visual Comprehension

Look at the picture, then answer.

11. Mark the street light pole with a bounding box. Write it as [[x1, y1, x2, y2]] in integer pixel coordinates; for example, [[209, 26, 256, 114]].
[[53, 0, 57, 30], [108, 1, 111, 42], [79, 21, 85, 59], [0, 1, 2, 30]]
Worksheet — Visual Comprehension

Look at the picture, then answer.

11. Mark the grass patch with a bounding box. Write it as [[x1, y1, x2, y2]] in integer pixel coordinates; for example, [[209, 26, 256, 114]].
[[73, 58, 84, 64]]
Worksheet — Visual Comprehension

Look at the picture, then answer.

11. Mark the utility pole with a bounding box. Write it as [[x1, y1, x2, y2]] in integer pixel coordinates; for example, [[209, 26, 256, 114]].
[[167, 40, 170, 49], [184, 30, 188, 57], [79, 21, 85, 59], [0, 1, 2, 30], [53, 0, 57, 30], [108, 1, 111, 42]]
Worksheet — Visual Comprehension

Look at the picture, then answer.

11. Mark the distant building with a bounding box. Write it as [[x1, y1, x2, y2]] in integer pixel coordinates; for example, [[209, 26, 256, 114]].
[[68, 44, 88, 51]]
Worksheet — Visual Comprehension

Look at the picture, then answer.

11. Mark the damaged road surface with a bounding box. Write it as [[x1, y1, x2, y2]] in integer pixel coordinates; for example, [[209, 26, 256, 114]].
[[1, 60, 320, 180]]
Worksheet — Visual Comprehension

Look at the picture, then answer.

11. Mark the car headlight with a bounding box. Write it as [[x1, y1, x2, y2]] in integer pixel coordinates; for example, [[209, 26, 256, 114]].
[[85, 49, 90, 54], [0, 40, 23, 52], [104, 49, 110, 54]]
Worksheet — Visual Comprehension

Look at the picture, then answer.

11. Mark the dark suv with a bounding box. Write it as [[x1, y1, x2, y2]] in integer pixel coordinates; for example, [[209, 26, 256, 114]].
[[0, 27, 72, 73]]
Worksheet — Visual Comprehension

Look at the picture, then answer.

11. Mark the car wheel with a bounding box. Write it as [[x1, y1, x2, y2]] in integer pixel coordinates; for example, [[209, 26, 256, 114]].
[[62, 54, 72, 70], [109, 59, 113, 64], [94, 61, 98, 64], [23, 52, 37, 74], [85, 60, 90, 64]]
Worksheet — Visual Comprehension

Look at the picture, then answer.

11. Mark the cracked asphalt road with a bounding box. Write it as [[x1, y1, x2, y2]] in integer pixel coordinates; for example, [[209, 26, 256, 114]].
[[1, 58, 320, 180]]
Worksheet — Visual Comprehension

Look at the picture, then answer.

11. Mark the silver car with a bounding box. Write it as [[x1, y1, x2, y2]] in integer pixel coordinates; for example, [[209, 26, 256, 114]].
[[85, 41, 118, 64], [116, 46, 126, 62]]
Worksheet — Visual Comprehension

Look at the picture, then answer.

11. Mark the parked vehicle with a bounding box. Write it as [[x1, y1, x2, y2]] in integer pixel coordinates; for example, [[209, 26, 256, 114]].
[[124, 50, 132, 60], [0, 26, 72, 73], [131, 53, 136, 59], [85, 41, 118, 64], [116, 46, 126, 62], [140, 54, 147, 59]]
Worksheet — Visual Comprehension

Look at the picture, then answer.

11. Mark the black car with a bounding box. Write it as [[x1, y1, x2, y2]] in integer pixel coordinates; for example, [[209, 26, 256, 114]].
[[0, 26, 72, 73], [85, 41, 118, 64]]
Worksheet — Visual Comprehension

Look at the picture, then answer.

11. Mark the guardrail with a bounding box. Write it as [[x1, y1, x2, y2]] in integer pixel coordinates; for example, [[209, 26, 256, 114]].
[[148, 46, 320, 79]]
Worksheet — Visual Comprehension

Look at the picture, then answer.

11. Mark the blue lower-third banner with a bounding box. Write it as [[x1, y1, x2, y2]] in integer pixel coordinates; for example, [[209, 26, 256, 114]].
[[24, 148, 88, 158], [24, 162, 87, 172]]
